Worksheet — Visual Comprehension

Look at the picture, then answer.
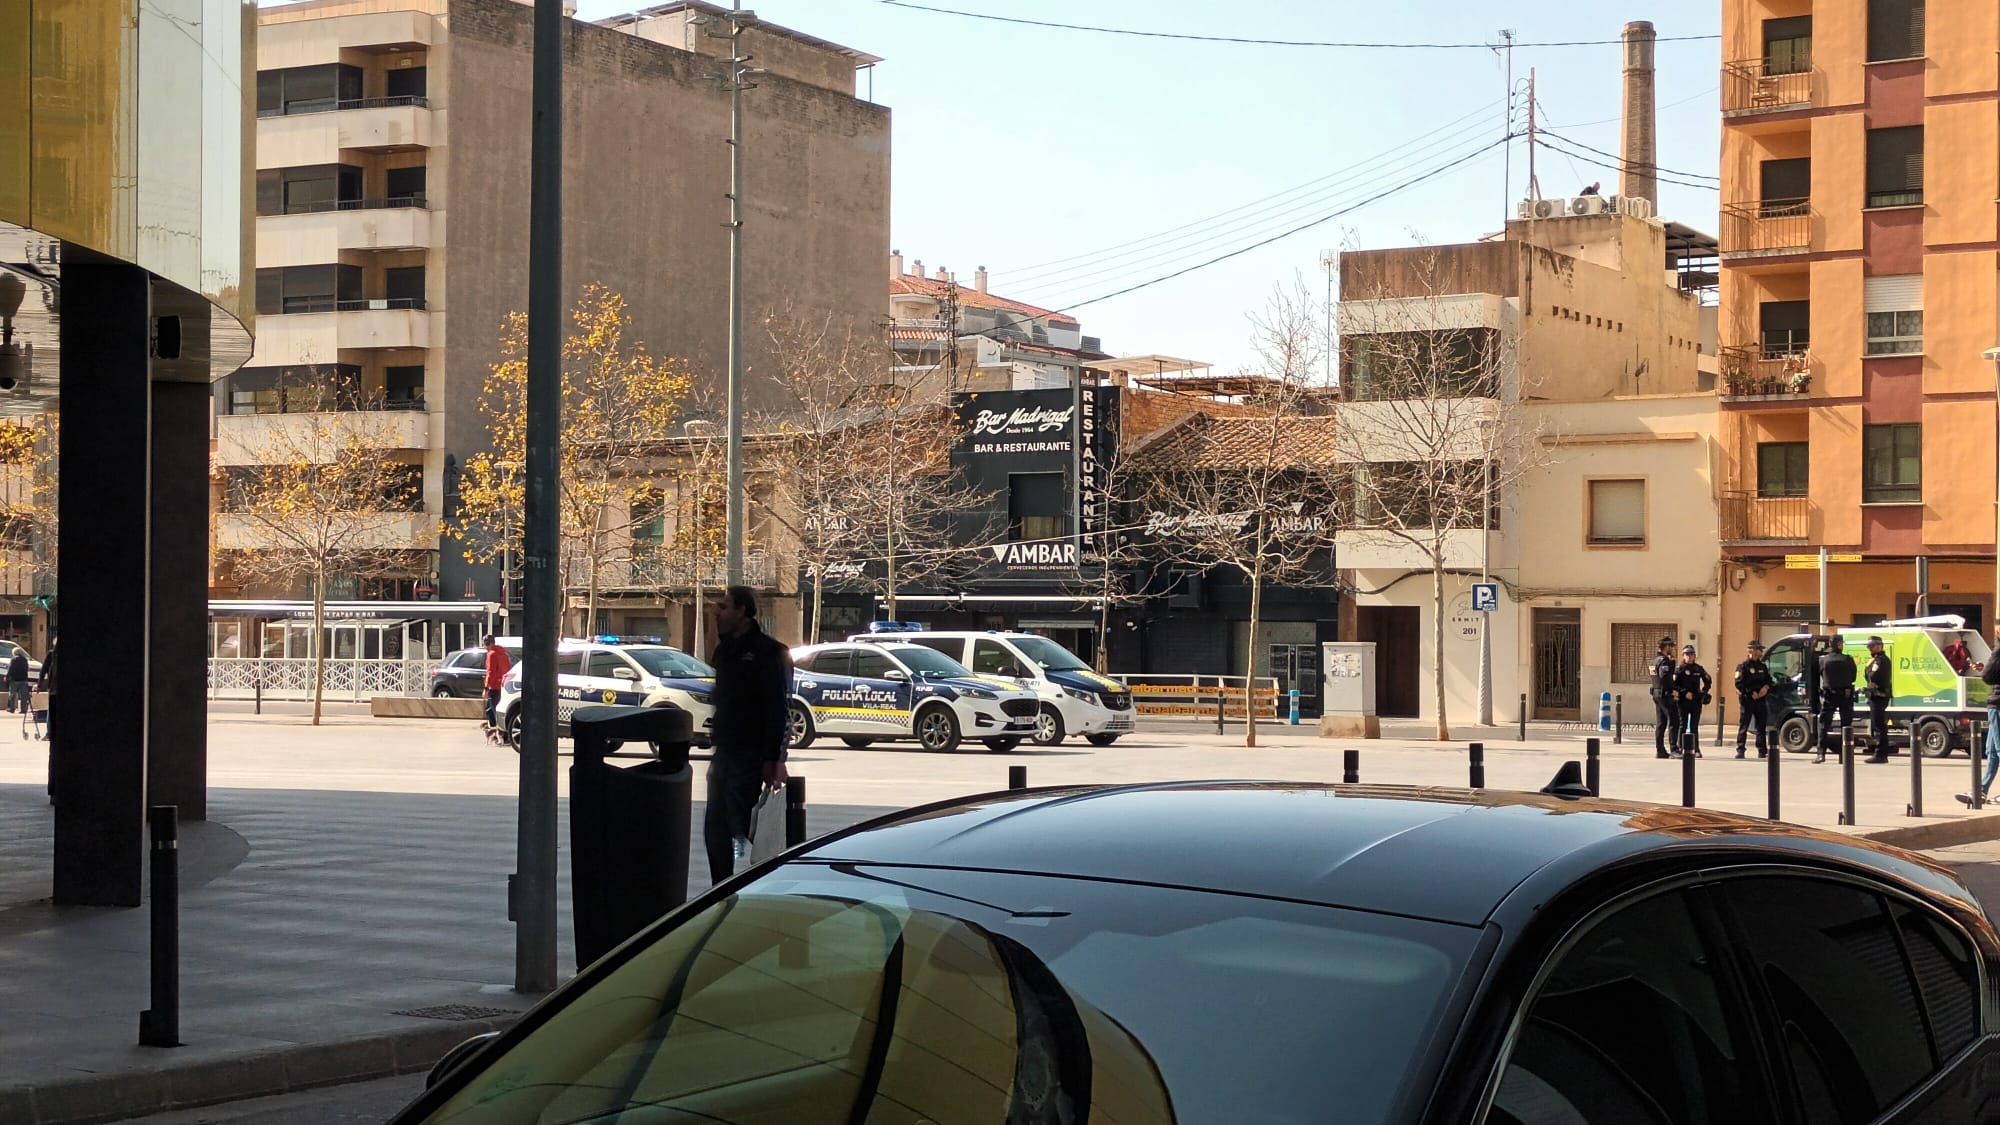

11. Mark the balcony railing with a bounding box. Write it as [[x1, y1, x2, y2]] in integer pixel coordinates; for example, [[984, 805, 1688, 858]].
[[269, 194, 428, 217], [1720, 199, 1811, 255], [257, 95, 430, 119], [1719, 344, 1812, 398], [1720, 490, 1810, 544], [271, 297, 429, 315], [1723, 58, 1812, 115]]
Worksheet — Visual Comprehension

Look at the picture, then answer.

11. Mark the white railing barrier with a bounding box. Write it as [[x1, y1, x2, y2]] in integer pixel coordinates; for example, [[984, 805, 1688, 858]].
[[208, 657, 436, 701], [1111, 673, 1282, 719]]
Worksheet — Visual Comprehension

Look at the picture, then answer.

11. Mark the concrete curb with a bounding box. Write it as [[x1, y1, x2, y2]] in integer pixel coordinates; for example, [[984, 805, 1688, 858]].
[[1859, 811, 2000, 851], [0, 1015, 518, 1125]]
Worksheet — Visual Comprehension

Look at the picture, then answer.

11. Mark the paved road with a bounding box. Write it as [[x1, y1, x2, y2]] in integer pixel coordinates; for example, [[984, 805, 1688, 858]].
[[116, 1074, 421, 1123]]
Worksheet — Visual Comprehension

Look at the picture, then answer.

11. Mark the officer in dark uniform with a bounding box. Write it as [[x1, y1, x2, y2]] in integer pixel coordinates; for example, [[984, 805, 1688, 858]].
[[1650, 636, 1679, 759], [1671, 644, 1712, 756], [1863, 635, 1893, 763], [1734, 639, 1773, 758], [1817, 638, 1858, 763]]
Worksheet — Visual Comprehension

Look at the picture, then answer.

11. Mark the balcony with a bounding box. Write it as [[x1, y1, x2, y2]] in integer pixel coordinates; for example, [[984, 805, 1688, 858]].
[[1723, 58, 1812, 116], [258, 94, 429, 119], [1720, 199, 1812, 257], [217, 511, 435, 553], [1718, 345, 1813, 400], [258, 101, 435, 164], [247, 304, 433, 366], [216, 411, 431, 467], [1720, 491, 1810, 546], [256, 206, 434, 267]]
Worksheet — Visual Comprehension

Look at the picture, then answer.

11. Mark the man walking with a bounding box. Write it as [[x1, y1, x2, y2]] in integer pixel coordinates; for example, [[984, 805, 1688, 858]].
[[6, 646, 29, 718], [480, 635, 511, 743], [1650, 636, 1679, 759], [1958, 639, 2000, 806], [1733, 639, 1773, 759], [704, 586, 792, 885], [1671, 645, 1712, 757], [1863, 635, 1893, 764], [1817, 637, 1858, 763]]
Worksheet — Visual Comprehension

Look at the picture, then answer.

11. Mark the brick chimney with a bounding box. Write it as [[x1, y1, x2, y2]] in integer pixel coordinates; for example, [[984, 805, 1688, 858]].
[[911, 258, 923, 279], [934, 265, 950, 281], [890, 249, 903, 278], [974, 266, 988, 294], [1620, 21, 1658, 208]]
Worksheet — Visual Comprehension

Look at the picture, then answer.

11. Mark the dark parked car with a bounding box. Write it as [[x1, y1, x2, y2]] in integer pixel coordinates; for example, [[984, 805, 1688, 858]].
[[393, 783, 2000, 1125], [428, 645, 515, 699]]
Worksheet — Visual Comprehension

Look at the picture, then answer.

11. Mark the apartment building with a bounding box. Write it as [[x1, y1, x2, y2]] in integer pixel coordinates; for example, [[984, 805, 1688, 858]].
[[1337, 205, 1723, 724], [1719, 0, 1999, 647], [888, 253, 1109, 393], [221, 0, 889, 605]]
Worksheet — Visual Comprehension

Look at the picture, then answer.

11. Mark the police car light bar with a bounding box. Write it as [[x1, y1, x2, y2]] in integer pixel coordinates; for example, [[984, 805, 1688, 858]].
[[866, 621, 925, 633]]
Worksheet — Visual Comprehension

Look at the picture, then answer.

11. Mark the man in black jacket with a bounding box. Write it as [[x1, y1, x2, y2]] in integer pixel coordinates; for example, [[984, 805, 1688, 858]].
[[1863, 636, 1893, 764], [1650, 636, 1679, 759], [1734, 639, 1773, 759], [1817, 640, 1858, 763], [704, 586, 793, 884], [1671, 645, 1712, 757]]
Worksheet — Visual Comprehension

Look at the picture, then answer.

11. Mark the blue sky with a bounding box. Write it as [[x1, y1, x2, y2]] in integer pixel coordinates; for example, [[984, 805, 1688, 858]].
[[576, 0, 1726, 374]]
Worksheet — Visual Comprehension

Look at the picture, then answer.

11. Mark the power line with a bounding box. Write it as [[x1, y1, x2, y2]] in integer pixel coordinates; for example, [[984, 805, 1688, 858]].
[[1540, 85, 1718, 128], [1538, 128, 1720, 181], [1536, 136, 1720, 191], [1004, 98, 1504, 278], [879, 1, 1720, 49]]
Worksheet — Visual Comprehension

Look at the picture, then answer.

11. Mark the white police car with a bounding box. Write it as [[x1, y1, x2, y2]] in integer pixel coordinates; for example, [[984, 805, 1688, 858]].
[[787, 640, 1039, 753], [856, 625, 1136, 747], [495, 637, 716, 750]]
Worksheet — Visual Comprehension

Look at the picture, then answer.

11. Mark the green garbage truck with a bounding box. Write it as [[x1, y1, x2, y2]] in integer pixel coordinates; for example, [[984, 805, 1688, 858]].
[[1763, 616, 1992, 757]]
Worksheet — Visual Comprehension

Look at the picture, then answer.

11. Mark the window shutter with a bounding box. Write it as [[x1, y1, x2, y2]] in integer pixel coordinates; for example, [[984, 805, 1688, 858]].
[[1589, 480, 1646, 542], [1866, 275, 1923, 313]]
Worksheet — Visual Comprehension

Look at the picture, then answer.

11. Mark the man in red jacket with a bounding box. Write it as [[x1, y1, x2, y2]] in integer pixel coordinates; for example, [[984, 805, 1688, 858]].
[[481, 634, 511, 740]]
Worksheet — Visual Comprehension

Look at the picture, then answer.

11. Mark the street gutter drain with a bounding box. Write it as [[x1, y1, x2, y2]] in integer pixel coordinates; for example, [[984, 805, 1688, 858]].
[[393, 1003, 521, 1022]]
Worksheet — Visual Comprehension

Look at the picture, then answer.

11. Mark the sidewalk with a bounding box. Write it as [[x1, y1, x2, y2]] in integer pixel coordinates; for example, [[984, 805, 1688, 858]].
[[0, 782, 889, 1125]]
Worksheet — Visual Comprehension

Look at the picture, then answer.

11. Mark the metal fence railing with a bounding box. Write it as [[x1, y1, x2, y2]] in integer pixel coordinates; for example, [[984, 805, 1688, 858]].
[[1112, 674, 1281, 719], [1723, 58, 1811, 114], [209, 657, 435, 701]]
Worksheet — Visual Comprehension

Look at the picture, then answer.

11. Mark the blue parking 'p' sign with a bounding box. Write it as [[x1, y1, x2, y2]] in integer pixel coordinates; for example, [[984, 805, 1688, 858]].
[[1471, 583, 1499, 613]]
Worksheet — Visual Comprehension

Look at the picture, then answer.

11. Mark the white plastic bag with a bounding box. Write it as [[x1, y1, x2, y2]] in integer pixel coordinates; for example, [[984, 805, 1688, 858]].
[[748, 785, 786, 864]]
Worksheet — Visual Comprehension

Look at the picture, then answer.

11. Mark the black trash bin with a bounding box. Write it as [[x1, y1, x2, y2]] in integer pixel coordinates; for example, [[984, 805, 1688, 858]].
[[569, 704, 694, 969]]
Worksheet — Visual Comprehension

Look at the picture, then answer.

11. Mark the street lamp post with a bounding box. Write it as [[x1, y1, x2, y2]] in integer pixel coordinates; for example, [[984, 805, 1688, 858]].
[[1985, 346, 2000, 621]]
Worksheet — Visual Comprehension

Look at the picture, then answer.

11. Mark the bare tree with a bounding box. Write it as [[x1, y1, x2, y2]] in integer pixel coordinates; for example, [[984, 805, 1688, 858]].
[[1136, 283, 1339, 746], [1335, 247, 1541, 740], [216, 379, 426, 724]]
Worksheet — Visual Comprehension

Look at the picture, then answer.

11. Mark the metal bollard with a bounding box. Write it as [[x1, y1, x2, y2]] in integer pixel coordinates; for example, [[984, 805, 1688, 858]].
[[1839, 724, 1856, 826], [1008, 764, 1027, 791], [1614, 694, 1623, 744], [1215, 684, 1225, 735], [1518, 695, 1527, 742], [253, 675, 262, 715], [1342, 749, 1359, 785], [1585, 737, 1601, 797], [1975, 721, 1987, 811], [1681, 732, 1696, 808], [1715, 698, 1725, 749], [1468, 742, 1485, 790], [785, 776, 808, 848], [1767, 730, 1781, 822], [1908, 725, 1924, 818], [139, 806, 180, 1048]]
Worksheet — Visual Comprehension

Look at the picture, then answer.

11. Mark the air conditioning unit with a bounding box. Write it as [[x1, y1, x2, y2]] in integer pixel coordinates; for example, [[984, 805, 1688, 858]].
[[1570, 195, 1608, 216], [1530, 198, 1563, 220], [1516, 201, 1537, 220], [1603, 194, 1656, 220]]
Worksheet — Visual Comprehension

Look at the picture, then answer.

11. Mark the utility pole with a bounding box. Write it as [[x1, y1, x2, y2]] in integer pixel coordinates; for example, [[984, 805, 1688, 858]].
[[712, 3, 761, 588], [1526, 69, 1540, 201], [1319, 249, 1337, 387], [515, 0, 563, 994], [1496, 29, 1515, 215]]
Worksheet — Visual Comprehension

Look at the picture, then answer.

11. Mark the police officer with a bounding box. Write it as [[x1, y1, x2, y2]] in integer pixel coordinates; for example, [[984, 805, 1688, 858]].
[[1650, 636, 1679, 759], [1672, 644, 1712, 756], [1863, 635, 1893, 764], [1734, 639, 1773, 759], [1817, 637, 1858, 763]]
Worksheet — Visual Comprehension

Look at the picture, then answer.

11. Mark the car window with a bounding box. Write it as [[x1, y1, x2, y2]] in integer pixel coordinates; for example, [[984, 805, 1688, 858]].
[[1489, 887, 1773, 1125], [555, 651, 583, 677], [626, 648, 712, 679], [585, 652, 630, 679], [972, 640, 1027, 678], [451, 651, 481, 669], [887, 646, 973, 678], [904, 636, 962, 660], [418, 865, 1477, 1125], [1716, 876, 1935, 1123], [1890, 901, 1981, 1061], [802, 649, 849, 677], [1011, 635, 1091, 671], [851, 649, 896, 680]]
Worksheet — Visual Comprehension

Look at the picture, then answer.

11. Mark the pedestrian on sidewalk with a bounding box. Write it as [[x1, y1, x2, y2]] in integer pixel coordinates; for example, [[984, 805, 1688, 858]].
[[1863, 636, 1893, 764], [1817, 637, 1857, 762], [1958, 639, 2000, 806], [703, 585, 792, 885], [1651, 636, 1679, 759], [1672, 645, 1711, 757], [1734, 639, 1772, 758], [480, 634, 511, 741], [6, 647, 28, 717]]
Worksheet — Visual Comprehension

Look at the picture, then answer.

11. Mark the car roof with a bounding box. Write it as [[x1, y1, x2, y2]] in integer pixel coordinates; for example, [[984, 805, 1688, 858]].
[[795, 782, 1975, 927]]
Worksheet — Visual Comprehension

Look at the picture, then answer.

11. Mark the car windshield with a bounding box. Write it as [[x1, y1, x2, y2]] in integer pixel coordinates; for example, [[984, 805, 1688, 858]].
[[416, 865, 1475, 1125], [889, 646, 974, 678], [624, 647, 713, 679], [1012, 635, 1090, 671]]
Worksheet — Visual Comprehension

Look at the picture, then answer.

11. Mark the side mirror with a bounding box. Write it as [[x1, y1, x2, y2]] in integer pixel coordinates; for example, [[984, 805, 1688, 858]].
[[885, 669, 907, 682], [426, 1030, 500, 1089], [613, 667, 638, 681]]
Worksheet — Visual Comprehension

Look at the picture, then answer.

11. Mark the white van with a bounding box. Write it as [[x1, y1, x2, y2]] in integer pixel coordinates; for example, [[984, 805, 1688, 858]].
[[855, 626, 1136, 747]]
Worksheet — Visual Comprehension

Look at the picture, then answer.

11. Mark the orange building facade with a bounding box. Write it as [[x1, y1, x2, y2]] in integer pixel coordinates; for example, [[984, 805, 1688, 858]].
[[1718, 0, 2000, 650]]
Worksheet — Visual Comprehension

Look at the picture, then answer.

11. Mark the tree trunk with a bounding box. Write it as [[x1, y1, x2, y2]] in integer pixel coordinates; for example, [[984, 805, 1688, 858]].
[[310, 568, 327, 727], [1431, 555, 1449, 741], [586, 539, 600, 639], [884, 520, 898, 621], [811, 570, 825, 644], [1244, 544, 1263, 748]]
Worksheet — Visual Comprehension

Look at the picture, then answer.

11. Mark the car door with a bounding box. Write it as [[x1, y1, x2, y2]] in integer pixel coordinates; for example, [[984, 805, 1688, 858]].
[[970, 638, 1032, 684], [551, 650, 585, 734], [582, 649, 645, 706], [445, 650, 484, 696], [1483, 884, 1780, 1125], [796, 648, 856, 735], [848, 647, 915, 736]]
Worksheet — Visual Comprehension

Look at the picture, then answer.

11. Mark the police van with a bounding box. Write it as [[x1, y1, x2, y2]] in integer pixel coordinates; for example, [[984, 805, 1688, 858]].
[[788, 640, 1039, 753], [495, 637, 716, 750], [853, 624, 1136, 747]]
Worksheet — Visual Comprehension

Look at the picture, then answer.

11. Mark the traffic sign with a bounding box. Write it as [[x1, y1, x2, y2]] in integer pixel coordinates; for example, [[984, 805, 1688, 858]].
[[1471, 582, 1499, 612]]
